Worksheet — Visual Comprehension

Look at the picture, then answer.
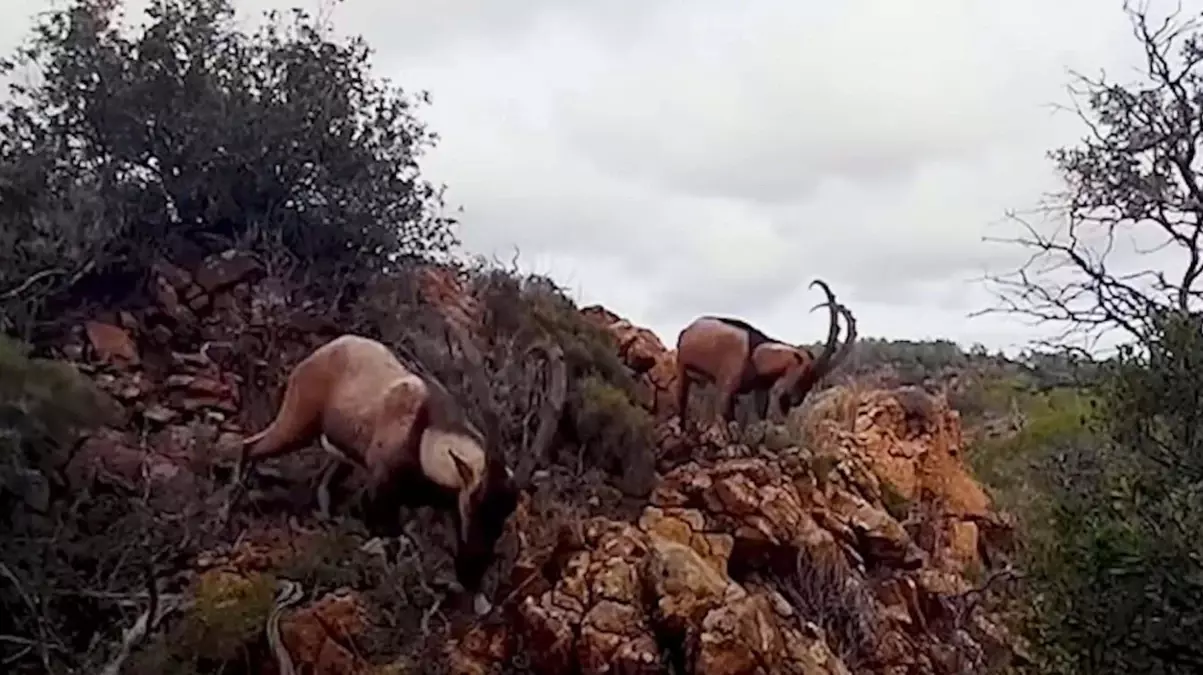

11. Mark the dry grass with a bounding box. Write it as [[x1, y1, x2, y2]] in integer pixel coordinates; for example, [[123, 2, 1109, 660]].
[[762, 547, 880, 669], [790, 381, 873, 453]]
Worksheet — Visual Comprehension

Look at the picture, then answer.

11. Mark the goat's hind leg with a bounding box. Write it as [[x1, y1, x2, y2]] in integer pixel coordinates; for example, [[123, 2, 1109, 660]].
[[316, 435, 356, 521], [224, 385, 319, 522]]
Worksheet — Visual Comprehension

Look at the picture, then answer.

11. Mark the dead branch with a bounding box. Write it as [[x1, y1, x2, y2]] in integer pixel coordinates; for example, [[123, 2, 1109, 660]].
[[0, 561, 53, 672], [950, 566, 1025, 628], [95, 565, 191, 675], [419, 596, 444, 637], [0, 267, 65, 300], [980, 2, 1203, 352]]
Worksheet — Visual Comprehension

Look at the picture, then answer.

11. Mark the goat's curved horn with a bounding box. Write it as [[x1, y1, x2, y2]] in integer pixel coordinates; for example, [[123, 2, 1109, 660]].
[[808, 279, 841, 369], [826, 303, 858, 376], [790, 279, 844, 403]]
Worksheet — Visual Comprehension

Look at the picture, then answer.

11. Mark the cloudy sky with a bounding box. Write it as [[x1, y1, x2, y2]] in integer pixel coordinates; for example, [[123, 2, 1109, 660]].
[[1, 0, 1192, 354]]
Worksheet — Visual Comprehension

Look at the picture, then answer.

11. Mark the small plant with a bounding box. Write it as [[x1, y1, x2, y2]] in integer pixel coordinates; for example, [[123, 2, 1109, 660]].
[[130, 569, 278, 674], [767, 548, 879, 669], [181, 570, 278, 662], [879, 480, 911, 521]]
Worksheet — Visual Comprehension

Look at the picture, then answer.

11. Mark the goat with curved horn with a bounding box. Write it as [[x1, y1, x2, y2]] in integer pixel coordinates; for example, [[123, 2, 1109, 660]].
[[234, 333, 567, 616], [674, 278, 857, 429]]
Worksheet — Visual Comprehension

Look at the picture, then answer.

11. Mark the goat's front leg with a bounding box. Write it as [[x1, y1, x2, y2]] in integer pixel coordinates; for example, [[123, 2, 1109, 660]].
[[315, 459, 355, 521]]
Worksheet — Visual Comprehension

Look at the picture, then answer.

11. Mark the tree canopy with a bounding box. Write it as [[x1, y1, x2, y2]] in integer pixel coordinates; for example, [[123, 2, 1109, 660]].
[[984, 3, 1203, 673], [0, 0, 457, 336]]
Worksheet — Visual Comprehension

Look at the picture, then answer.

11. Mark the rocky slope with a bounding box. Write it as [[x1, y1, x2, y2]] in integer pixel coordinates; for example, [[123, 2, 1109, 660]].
[[50, 249, 1023, 675]]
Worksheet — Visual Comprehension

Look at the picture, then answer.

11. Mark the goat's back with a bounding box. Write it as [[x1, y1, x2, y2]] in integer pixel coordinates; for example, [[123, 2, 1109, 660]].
[[677, 317, 751, 375], [298, 335, 428, 448]]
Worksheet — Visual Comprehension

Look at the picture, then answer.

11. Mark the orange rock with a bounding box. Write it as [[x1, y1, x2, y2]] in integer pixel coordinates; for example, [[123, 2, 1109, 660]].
[[85, 320, 139, 367], [580, 305, 681, 419], [279, 590, 371, 675], [415, 265, 482, 338], [194, 249, 264, 293]]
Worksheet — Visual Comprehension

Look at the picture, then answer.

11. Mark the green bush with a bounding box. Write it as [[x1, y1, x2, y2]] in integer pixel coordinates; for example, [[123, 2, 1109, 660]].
[[572, 375, 656, 496], [967, 383, 1097, 502], [0, 0, 455, 337], [470, 265, 656, 494], [1005, 312, 1203, 675]]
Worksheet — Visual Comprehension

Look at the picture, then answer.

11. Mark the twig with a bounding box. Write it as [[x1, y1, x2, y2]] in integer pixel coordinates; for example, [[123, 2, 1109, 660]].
[[0, 267, 65, 300], [0, 561, 52, 672], [951, 566, 1025, 627], [95, 566, 179, 675], [419, 596, 444, 636]]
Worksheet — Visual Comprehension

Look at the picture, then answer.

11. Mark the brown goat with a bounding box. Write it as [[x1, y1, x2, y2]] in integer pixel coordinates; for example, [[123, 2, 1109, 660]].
[[674, 279, 858, 429], [235, 333, 566, 616]]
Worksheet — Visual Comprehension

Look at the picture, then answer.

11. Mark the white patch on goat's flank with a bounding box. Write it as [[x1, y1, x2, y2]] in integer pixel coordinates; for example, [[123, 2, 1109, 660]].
[[418, 429, 486, 491]]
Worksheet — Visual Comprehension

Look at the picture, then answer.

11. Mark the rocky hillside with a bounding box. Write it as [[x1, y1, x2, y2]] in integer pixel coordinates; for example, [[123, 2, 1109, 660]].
[[35, 249, 1023, 675]]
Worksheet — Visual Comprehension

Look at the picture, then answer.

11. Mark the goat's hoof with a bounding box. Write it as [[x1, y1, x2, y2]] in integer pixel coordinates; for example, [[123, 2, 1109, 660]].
[[473, 593, 493, 616]]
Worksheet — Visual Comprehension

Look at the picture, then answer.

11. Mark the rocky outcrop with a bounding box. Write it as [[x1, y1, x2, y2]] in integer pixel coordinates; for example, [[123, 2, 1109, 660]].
[[450, 446, 1016, 675], [51, 251, 1021, 675], [581, 305, 681, 420]]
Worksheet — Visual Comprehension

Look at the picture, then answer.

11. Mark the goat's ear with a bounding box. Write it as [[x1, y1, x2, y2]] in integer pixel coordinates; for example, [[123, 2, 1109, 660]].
[[449, 450, 476, 489]]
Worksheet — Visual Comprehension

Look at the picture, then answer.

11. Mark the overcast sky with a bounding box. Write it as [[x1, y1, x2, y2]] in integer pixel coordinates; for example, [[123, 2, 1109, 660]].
[[2, 0, 1193, 354]]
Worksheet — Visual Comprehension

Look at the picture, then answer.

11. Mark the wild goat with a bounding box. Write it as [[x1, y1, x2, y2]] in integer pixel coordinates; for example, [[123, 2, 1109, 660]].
[[234, 333, 566, 616], [675, 279, 858, 429]]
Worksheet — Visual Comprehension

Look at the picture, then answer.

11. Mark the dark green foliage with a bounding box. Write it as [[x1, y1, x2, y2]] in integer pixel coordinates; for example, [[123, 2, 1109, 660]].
[[1017, 312, 1203, 675], [976, 4, 1203, 672], [469, 264, 656, 495], [0, 0, 455, 337], [0, 334, 210, 674]]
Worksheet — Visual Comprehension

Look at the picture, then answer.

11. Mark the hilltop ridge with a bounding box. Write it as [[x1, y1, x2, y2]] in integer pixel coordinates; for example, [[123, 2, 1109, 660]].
[[3, 247, 1025, 674]]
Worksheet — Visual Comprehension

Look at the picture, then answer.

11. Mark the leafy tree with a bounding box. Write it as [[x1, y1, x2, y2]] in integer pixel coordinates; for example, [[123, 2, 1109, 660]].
[[983, 3, 1203, 673], [0, 0, 456, 337]]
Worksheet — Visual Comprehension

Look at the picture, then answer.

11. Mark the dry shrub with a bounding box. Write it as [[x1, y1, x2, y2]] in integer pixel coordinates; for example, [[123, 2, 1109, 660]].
[[275, 521, 448, 667], [764, 548, 880, 669], [792, 382, 870, 453]]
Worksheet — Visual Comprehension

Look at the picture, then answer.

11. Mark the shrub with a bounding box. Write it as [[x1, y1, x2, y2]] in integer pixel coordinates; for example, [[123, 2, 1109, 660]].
[[0, 0, 455, 337], [966, 384, 1097, 516], [572, 375, 656, 496], [1, 334, 224, 674], [765, 548, 878, 669]]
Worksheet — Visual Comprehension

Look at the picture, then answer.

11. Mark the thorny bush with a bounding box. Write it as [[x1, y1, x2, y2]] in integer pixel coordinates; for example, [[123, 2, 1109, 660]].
[[0, 334, 226, 674]]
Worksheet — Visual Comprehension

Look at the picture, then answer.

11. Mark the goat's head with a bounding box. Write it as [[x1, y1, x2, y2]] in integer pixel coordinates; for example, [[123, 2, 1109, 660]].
[[444, 333, 569, 613], [447, 448, 521, 601]]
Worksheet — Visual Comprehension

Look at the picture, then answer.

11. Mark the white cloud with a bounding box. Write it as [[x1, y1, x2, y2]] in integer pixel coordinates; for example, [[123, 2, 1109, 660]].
[[2, 0, 1192, 356]]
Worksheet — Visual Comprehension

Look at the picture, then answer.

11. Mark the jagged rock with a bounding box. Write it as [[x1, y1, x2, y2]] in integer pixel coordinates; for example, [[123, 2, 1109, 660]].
[[84, 320, 139, 367], [582, 305, 682, 420], [278, 589, 372, 675], [194, 249, 264, 293]]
